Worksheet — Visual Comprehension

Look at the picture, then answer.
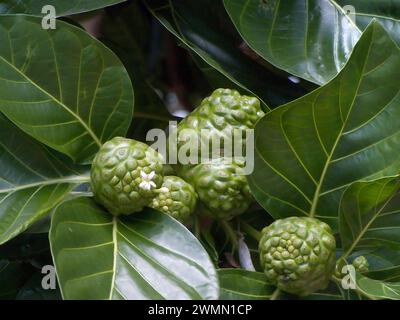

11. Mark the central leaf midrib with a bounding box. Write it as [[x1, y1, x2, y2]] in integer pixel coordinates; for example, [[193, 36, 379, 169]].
[[0, 54, 102, 148], [117, 223, 204, 299], [0, 175, 90, 194], [342, 181, 398, 259], [109, 217, 118, 300], [328, 0, 362, 31], [309, 32, 374, 217]]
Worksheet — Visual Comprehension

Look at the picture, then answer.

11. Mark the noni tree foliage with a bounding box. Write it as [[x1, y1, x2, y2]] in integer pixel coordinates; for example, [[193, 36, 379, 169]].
[[1, 0, 400, 301]]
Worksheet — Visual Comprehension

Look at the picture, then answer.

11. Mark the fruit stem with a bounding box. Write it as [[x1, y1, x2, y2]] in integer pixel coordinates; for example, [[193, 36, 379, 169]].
[[220, 220, 238, 250], [194, 215, 201, 239], [239, 220, 262, 242], [270, 288, 281, 300]]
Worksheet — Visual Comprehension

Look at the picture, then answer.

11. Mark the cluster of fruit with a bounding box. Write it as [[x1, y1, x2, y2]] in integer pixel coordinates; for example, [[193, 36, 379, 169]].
[[90, 88, 368, 297], [90, 88, 263, 222]]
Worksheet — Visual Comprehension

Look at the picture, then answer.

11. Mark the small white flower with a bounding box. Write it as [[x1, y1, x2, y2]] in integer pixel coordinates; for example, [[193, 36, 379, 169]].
[[139, 170, 157, 191]]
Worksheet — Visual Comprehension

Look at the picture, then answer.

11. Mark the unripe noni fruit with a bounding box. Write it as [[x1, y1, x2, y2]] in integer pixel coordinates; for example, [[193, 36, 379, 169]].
[[180, 88, 264, 132], [352, 256, 369, 273], [172, 88, 265, 162], [91, 137, 164, 216], [149, 176, 198, 222], [259, 217, 336, 296], [180, 158, 252, 220]]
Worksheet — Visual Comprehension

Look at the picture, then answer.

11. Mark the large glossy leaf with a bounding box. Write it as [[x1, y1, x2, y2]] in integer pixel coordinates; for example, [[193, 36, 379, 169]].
[[146, 0, 307, 109], [218, 271, 347, 300], [0, 15, 133, 163], [348, 247, 400, 282], [0, 0, 126, 16], [350, 271, 400, 300], [224, 0, 361, 85], [305, 283, 348, 300], [218, 269, 275, 300], [0, 116, 89, 245], [249, 22, 400, 231], [339, 177, 400, 259], [336, 0, 400, 44], [280, 281, 346, 300], [50, 197, 219, 300]]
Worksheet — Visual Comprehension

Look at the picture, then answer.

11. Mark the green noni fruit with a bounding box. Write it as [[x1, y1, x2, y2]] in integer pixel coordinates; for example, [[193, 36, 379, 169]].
[[259, 217, 336, 296], [149, 176, 197, 222], [91, 137, 164, 216], [171, 89, 263, 219], [352, 256, 369, 273], [173, 88, 264, 161], [179, 158, 253, 220]]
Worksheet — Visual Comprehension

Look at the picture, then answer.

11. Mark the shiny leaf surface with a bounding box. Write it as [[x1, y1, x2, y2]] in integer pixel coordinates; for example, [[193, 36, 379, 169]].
[[250, 22, 400, 230], [0, 15, 133, 163], [50, 197, 219, 300], [146, 0, 307, 109], [0, 116, 89, 244], [339, 177, 400, 259], [336, 0, 400, 45], [351, 271, 400, 300], [0, 0, 126, 16], [224, 0, 361, 84], [218, 269, 274, 300]]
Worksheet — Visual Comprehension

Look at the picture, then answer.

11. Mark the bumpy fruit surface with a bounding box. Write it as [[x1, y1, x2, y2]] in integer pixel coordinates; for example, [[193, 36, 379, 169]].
[[91, 137, 164, 216], [179, 88, 264, 130], [352, 256, 369, 273], [149, 176, 197, 222], [259, 217, 336, 296], [180, 158, 252, 220], [172, 88, 264, 161]]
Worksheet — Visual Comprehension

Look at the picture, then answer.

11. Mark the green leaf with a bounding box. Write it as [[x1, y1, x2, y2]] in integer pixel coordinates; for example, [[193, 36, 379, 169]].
[[0, 116, 89, 245], [305, 282, 348, 300], [351, 271, 400, 300], [249, 21, 400, 231], [345, 247, 400, 282], [0, 15, 133, 163], [0, 0, 126, 16], [336, 0, 400, 45], [50, 197, 219, 300], [224, 0, 361, 85], [191, 54, 243, 92], [280, 281, 345, 300], [218, 269, 275, 300], [339, 177, 400, 259], [198, 229, 219, 267], [145, 0, 307, 109]]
